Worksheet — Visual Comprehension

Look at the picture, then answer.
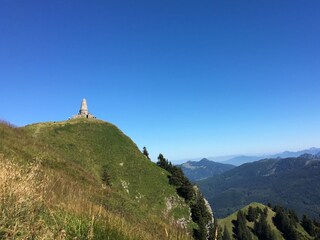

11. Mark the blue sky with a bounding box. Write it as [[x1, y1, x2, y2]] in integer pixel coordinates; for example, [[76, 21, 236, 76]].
[[1, 0, 320, 161]]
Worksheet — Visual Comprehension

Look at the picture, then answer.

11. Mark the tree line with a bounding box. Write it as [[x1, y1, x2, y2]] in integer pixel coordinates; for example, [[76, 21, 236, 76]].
[[273, 204, 320, 240], [156, 153, 214, 240]]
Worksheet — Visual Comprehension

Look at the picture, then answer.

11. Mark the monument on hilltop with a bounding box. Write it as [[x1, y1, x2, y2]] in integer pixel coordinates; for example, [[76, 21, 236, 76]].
[[71, 98, 96, 119]]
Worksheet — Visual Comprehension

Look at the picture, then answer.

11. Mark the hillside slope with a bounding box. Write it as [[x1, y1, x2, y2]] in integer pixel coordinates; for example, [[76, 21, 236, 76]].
[[218, 202, 315, 240], [0, 119, 193, 239], [198, 156, 320, 219], [218, 203, 284, 240]]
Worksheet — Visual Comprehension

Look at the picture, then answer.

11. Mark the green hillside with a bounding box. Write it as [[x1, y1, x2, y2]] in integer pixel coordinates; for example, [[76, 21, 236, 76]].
[[218, 203, 284, 240], [217, 203, 316, 240], [0, 119, 193, 239]]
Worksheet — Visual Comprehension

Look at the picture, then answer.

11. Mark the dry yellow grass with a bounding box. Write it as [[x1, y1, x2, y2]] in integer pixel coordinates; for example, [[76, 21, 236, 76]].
[[44, 172, 191, 240], [0, 156, 189, 239], [0, 156, 53, 239]]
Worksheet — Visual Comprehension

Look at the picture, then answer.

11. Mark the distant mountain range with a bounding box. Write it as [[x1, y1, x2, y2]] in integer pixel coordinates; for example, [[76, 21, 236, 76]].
[[179, 158, 235, 181], [178, 148, 320, 182], [197, 154, 320, 219], [222, 147, 320, 166], [176, 147, 320, 166]]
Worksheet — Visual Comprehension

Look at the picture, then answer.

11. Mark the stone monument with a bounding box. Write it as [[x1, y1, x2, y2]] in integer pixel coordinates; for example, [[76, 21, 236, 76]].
[[71, 98, 96, 119]]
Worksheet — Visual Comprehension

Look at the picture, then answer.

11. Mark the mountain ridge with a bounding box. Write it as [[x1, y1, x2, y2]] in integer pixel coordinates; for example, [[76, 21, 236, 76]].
[[176, 147, 320, 166], [198, 155, 320, 219], [222, 148, 320, 165], [179, 158, 235, 181]]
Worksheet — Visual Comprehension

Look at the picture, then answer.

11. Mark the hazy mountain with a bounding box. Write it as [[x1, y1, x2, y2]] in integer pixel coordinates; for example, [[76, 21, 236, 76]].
[[221, 147, 320, 166], [268, 147, 320, 159], [206, 155, 239, 162], [179, 158, 235, 181], [222, 155, 262, 166], [175, 148, 320, 166], [173, 155, 237, 165], [198, 154, 320, 219]]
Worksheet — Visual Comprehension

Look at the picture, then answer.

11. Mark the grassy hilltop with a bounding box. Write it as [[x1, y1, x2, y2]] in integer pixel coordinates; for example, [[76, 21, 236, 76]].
[[218, 202, 317, 240], [0, 118, 192, 239]]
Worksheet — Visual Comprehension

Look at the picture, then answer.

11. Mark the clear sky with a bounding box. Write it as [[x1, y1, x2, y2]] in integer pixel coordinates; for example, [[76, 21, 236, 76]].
[[1, 0, 320, 162]]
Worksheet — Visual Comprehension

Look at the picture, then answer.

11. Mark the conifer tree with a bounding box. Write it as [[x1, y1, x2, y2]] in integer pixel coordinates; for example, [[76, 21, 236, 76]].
[[289, 209, 299, 226], [302, 215, 316, 236], [273, 205, 298, 240], [191, 193, 211, 239], [222, 225, 231, 240], [142, 146, 150, 160], [263, 207, 268, 216], [234, 210, 253, 240], [254, 212, 275, 240], [157, 153, 168, 169], [247, 206, 257, 222]]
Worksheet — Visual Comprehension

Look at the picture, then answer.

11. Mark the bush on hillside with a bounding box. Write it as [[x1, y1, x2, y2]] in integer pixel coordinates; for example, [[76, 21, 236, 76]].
[[101, 165, 112, 186]]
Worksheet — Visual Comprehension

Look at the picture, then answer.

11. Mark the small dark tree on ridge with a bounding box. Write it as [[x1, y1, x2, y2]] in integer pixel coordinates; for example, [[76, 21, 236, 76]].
[[142, 146, 150, 160]]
